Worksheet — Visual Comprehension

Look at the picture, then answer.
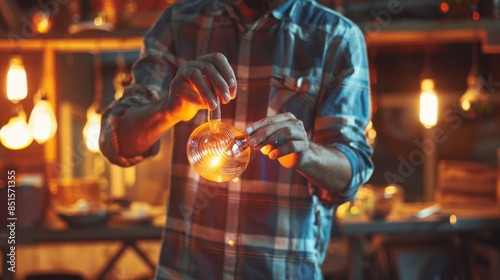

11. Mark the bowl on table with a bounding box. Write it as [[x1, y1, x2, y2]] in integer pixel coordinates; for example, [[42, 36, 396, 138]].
[[49, 178, 110, 227]]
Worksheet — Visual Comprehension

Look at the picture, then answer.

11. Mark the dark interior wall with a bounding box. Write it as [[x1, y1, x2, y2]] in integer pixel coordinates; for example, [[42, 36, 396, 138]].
[[56, 51, 139, 112], [368, 43, 500, 201]]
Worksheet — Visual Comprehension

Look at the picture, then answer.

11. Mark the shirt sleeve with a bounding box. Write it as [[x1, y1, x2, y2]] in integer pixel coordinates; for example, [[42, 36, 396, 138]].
[[309, 23, 374, 206], [99, 9, 176, 167]]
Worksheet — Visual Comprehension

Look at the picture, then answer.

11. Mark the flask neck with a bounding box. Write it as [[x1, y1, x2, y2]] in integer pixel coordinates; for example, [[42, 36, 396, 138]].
[[207, 97, 221, 122]]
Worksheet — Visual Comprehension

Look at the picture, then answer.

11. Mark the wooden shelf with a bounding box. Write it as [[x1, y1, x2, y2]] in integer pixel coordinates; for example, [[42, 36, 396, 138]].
[[361, 19, 500, 53], [0, 18, 499, 52], [0, 33, 143, 52]]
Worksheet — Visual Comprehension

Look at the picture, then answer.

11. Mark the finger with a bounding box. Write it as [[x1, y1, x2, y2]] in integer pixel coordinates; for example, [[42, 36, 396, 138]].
[[268, 140, 306, 160], [170, 73, 206, 107], [181, 66, 218, 109], [248, 117, 302, 149], [246, 112, 296, 135], [191, 59, 229, 104], [198, 53, 237, 101], [249, 125, 288, 149]]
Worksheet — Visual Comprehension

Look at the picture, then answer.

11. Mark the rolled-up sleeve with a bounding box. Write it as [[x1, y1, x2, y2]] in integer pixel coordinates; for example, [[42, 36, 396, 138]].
[[99, 9, 176, 167], [99, 85, 162, 167], [310, 23, 374, 206]]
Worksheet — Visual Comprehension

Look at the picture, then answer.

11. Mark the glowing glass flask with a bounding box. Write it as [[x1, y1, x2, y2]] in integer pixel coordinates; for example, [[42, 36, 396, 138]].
[[186, 100, 250, 182]]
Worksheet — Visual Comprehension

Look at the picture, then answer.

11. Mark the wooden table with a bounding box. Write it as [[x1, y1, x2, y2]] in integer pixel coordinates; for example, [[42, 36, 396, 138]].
[[0, 219, 163, 280], [338, 203, 500, 280]]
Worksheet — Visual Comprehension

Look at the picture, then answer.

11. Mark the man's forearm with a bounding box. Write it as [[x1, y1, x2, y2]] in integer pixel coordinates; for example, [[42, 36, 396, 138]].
[[117, 98, 178, 157], [295, 142, 352, 194]]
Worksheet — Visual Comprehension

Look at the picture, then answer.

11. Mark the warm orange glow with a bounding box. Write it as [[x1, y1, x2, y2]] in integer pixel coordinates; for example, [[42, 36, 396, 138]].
[[461, 100, 471, 111], [449, 214, 457, 225], [349, 205, 360, 216], [125, 0, 138, 13], [335, 202, 349, 218], [94, 15, 105, 26], [210, 155, 222, 168], [365, 120, 377, 146], [385, 185, 399, 197], [419, 79, 438, 128], [29, 99, 57, 144], [102, 0, 118, 25], [32, 12, 52, 34], [83, 106, 102, 153], [472, 12, 480, 21], [6, 56, 28, 103], [0, 110, 33, 150], [440, 2, 449, 13]]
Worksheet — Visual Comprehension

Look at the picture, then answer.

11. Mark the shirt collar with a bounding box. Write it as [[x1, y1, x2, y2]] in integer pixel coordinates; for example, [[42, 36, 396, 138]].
[[207, 0, 227, 16], [213, 0, 300, 22], [272, 0, 299, 21]]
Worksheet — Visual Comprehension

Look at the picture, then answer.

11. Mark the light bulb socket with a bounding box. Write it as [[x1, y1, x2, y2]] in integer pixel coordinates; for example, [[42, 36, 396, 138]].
[[13, 103, 26, 117], [40, 92, 48, 101]]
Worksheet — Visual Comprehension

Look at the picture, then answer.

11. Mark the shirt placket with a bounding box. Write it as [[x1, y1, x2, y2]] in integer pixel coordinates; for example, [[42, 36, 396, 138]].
[[221, 27, 252, 280], [223, 14, 267, 278]]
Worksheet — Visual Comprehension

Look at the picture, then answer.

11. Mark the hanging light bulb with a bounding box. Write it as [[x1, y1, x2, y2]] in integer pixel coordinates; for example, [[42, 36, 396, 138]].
[[459, 43, 492, 120], [459, 74, 492, 119], [83, 105, 101, 153], [31, 11, 53, 34], [83, 53, 104, 153], [0, 106, 33, 150], [28, 91, 57, 144], [419, 79, 438, 129], [6, 56, 28, 103]]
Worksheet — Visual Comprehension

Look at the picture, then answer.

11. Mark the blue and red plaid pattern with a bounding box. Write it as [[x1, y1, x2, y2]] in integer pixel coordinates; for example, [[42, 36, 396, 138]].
[[100, 0, 373, 279]]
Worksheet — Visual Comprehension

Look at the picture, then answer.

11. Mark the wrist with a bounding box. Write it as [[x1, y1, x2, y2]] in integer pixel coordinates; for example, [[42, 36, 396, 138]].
[[295, 143, 316, 171], [155, 98, 180, 129]]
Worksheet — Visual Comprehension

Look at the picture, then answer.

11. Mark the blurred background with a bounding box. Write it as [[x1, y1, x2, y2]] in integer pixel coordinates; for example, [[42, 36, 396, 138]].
[[0, 0, 499, 279]]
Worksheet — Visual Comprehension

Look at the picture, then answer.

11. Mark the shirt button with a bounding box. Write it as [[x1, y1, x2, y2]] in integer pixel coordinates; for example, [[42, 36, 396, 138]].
[[227, 239, 236, 247]]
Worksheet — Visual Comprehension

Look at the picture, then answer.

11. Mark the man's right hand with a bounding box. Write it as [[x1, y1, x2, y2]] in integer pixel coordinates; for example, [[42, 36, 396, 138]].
[[163, 52, 237, 121]]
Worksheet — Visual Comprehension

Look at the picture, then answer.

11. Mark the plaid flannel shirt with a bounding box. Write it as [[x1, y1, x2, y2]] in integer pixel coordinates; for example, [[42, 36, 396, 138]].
[[100, 0, 373, 279]]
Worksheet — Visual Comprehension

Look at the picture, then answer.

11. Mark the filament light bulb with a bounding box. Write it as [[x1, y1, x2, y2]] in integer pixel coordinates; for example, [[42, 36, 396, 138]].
[[419, 79, 438, 129], [29, 99, 57, 143], [6, 56, 28, 103], [0, 111, 33, 150], [83, 106, 102, 153]]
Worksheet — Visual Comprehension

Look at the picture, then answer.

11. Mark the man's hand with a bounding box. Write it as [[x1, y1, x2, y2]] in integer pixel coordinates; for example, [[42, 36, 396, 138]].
[[163, 52, 237, 121], [245, 112, 311, 169]]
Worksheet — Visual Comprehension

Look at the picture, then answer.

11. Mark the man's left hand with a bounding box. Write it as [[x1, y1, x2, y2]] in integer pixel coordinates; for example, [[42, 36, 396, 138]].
[[245, 112, 311, 169]]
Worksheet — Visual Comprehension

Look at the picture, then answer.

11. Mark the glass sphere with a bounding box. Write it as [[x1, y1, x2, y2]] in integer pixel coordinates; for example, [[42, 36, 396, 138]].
[[186, 120, 251, 182], [358, 184, 404, 220]]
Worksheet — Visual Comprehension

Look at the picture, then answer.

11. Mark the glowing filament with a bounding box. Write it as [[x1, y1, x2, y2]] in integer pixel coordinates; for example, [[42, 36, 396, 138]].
[[419, 79, 438, 128], [29, 99, 57, 143], [0, 111, 33, 150], [6, 56, 28, 103], [83, 106, 102, 153]]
